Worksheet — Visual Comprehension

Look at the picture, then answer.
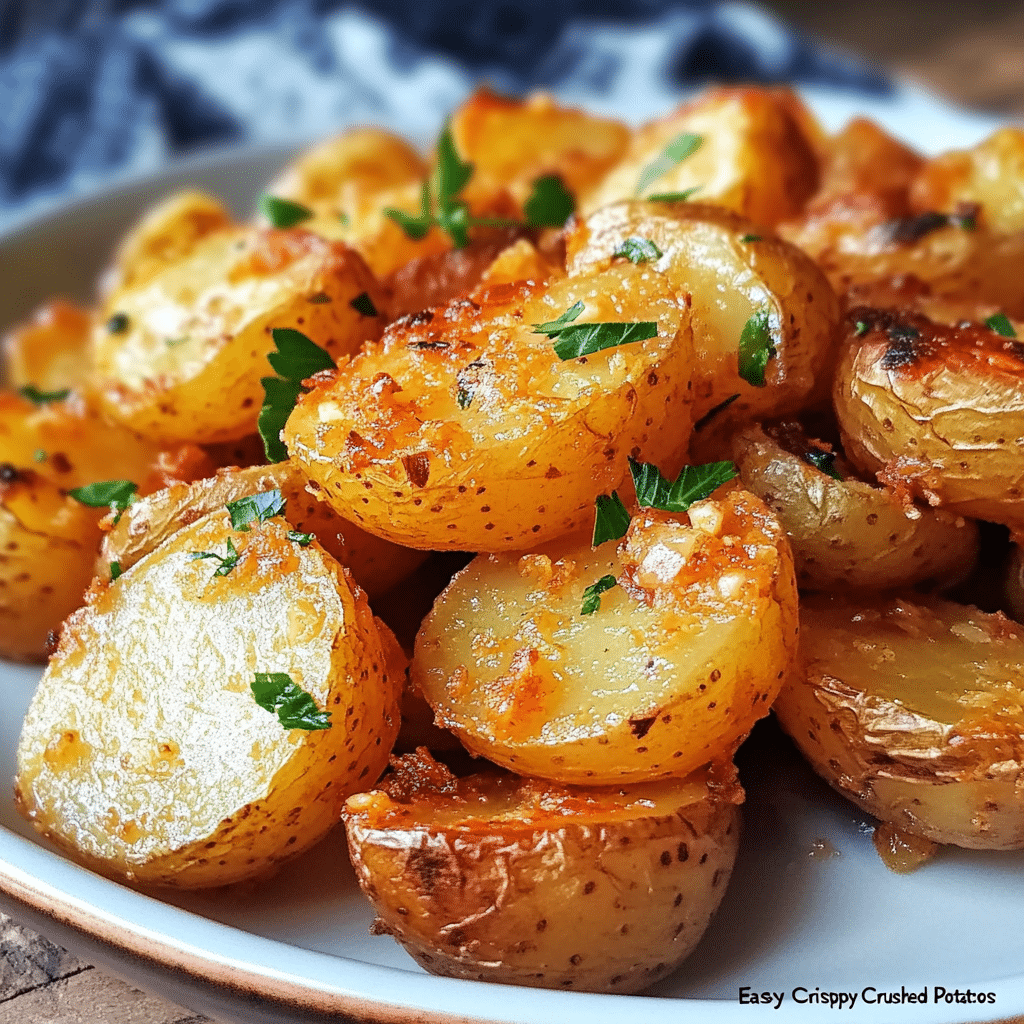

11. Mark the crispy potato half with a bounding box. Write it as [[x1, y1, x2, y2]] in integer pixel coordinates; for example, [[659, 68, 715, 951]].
[[732, 423, 978, 592], [98, 462, 426, 598], [566, 201, 840, 426], [284, 264, 696, 551], [344, 751, 742, 993], [3, 299, 93, 393], [16, 511, 400, 888], [834, 307, 1024, 532], [413, 487, 798, 784], [776, 593, 1024, 849], [91, 227, 386, 445]]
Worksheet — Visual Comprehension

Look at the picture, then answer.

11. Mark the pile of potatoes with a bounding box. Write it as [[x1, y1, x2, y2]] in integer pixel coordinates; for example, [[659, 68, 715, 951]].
[[7, 82, 1024, 992]]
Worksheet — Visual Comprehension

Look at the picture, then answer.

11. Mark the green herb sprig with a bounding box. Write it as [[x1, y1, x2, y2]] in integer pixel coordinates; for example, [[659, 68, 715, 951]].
[[613, 237, 663, 264], [985, 312, 1017, 338], [532, 302, 657, 360], [251, 672, 332, 731], [523, 174, 576, 228], [18, 385, 70, 405], [805, 450, 842, 481], [67, 480, 138, 515], [190, 537, 241, 577], [581, 575, 618, 616], [738, 309, 778, 387], [635, 133, 702, 197], [629, 457, 737, 513], [260, 195, 314, 229], [593, 491, 631, 546], [226, 489, 286, 531]]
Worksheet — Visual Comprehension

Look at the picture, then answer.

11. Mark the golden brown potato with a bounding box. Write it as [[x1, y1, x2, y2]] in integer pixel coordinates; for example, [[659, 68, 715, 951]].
[[732, 423, 978, 592], [2, 299, 93, 393], [284, 264, 696, 552], [833, 307, 1024, 532], [582, 87, 820, 225], [344, 751, 741, 993], [776, 593, 1024, 849], [413, 487, 798, 784], [98, 462, 426, 598], [91, 227, 387, 445], [565, 201, 841, 427], [16, 509, 401, 888]]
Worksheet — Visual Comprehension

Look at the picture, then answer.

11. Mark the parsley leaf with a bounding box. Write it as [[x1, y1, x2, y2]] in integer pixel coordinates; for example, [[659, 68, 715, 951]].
[[251, 672, 332, 731], [645, 187, 701, 203], [67, 479, 138, 512], [524, 175, 576, 228], [985, 312, 1017, 338], [456, 386, 473, 409], [854, 320, 870, 337], [581, 575, 618, 616], [435, 125, 474, 203], [260, 195, 314, 229], [106, 312, 130, 334], [109, 560, 122, 581], [384, 184, 433, 241], [551, 321, 657, 360], [32, 449, 46, 463], [636, 133, 702, 197], [190, 537, 241, 577], [740, 234, 762, 243], [226, 489, 286, 531], [287, 530, 314, 546], [613, 237, 663, 264], [629, 457, 737, 512], [738, 309, 777, 387], [267, 327, 335, 382], [593, 491, 631, 546], [531, 301, 584, 337], [350, 292, 379, 317], [805, 450, 842, 480], [18, 385, 70, 405]]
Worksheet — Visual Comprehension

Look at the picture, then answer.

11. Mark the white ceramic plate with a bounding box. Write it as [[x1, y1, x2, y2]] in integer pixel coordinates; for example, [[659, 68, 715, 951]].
[[0, 85, 1021, 1024]]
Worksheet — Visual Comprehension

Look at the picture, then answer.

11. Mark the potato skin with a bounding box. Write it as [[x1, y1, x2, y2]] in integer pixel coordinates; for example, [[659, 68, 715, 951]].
[[16, 511, 401, 888], [284, 265, 695, 552], [413, 488, 798, 784], [776, 593, 1024, 849], [833, 307, 1024, 532], [732, 424, 978, 592], [343, 754, 742, 993]]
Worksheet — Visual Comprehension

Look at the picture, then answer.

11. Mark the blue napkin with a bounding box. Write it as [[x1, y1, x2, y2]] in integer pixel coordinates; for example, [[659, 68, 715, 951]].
[[0, 0, 889, 222]]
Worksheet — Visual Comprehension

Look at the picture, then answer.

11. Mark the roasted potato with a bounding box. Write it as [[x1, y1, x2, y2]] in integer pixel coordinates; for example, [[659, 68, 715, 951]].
[[776, 593, 1024, 850], [413, 487, 798, 783], [582, 87, 820, 225], [98, 462, 426, 598], [92, 227, 387, 445], [16, 509, 401, 888], [284, 263, 696, 552], [344, 751, 741, 993], [2, 299, 93, 393], [833, 307, 1024, 532], [565, 202, 841, 427], [732, 423, 978, 592]]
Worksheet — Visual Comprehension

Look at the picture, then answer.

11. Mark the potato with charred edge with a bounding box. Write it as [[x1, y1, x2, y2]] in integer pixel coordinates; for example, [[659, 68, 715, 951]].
[[582, 87, 820, 225], [343, 750, 741, 993], [566, 202, 841, 428], [777, 593, 1024, 850], [92, 227, 386, 446], [834, 308, 1024, 533], [98, 462, 426, 599], [16, 509, 400, 888], [413, 487, 797, 784], [284, 263, 695, 552], [732, 423, 978, 592]]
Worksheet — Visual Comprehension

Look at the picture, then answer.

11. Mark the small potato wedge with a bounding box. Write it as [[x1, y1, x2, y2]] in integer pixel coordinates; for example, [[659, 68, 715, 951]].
[[413, 487, 797, 784], [92, 227, 387, 445], [16, 510, 400, 888], [284, 264, 695, 552], [566, 202, 841, 425], [3, 299, 93, 393], [732, 423, 978, 592], [343, 751, 741, 993], [833, 308, 1024, 532], [98, 462, 426, 599], [777, 593, 1024, 849], [582, 87, 820, 225]]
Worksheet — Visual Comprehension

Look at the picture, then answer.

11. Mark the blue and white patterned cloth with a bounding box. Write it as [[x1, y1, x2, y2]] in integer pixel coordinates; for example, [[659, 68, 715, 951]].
[[0, 0, 890, 222]]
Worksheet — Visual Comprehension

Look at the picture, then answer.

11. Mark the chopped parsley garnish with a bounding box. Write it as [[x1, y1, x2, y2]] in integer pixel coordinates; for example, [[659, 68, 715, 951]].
[[308, 292, 331, 304], [804, 450, 842, 480], [613, 237, 663, 264], [550, 321, 658, 360], [190, 537, 241, 577], [635, 133, 702, 197], [287, 530, 314, 546], [67, 479, 138, 513], [629, 457, 737, 513], [738, 309, 777, 387], [593, 491, 631, 546], [226, 489, 286, 531], [349, 291, 379, 317], [645, 187, 701, 203], [854, 320, 870, 337], [985, 312, 1017, 338], [456, 386, 473, 409], [259, 328, 335, 462], [106, 312, 130, 334], [338, 211, 351, 227], [581, 574, 617, 616], [523, 174, 576, 228], [740, 234, 762, 243], [18, 385, 70, 405], [109, 560, 122, 581], [532, 301, 584, 337], [32, 449, 46, 463], [251, 671, 332, 731], [260, 195, 314, 229]]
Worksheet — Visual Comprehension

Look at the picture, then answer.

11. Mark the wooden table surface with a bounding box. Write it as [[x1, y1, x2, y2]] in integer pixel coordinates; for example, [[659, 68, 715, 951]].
[[4, 4, 1024, 1022]]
